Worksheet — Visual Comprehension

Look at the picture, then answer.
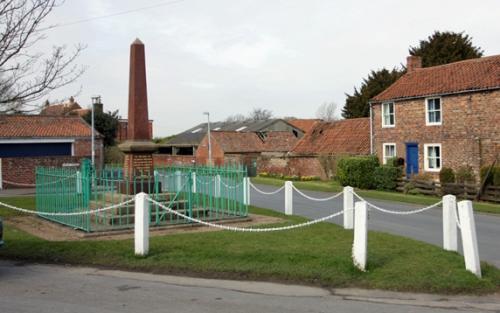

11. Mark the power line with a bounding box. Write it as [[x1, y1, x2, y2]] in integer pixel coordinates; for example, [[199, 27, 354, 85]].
[[38, 0, 186, 32]]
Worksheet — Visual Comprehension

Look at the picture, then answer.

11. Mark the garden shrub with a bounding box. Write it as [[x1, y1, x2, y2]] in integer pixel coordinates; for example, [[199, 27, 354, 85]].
[[337, 155, 379, 189], [480, 166, 500, 186], [456, 166, 475, 184], [373, 165, 402, 190], [439, 167, 455, 184], [410, 173, 434, 182]]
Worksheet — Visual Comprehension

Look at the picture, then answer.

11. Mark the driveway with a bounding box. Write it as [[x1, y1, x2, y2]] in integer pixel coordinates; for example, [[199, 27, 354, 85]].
[[250, 184, 500, 267]]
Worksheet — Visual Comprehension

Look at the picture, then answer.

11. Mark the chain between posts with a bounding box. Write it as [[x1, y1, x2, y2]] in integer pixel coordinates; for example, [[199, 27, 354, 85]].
[[351, 190, 442, 215], [249, 181, 285, 195]]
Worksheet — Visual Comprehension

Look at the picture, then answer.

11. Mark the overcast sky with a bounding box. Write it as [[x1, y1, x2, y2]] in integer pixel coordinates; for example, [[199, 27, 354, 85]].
[[39, 0, 500, 137]]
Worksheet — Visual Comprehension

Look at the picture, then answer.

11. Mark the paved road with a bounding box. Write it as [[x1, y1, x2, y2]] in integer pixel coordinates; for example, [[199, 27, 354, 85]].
[[1, 261, 498, 313], [250, 184, 500, 267]]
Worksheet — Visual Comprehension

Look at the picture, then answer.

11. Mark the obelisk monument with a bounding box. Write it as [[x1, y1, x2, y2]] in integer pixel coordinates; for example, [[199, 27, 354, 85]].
[[119, 38, 157, 188]]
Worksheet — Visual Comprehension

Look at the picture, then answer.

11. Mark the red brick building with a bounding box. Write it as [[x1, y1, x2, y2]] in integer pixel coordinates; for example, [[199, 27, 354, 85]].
[[370, 55, 500, 181], [259, 118, 371, 179], [0, 115, 103, 188]]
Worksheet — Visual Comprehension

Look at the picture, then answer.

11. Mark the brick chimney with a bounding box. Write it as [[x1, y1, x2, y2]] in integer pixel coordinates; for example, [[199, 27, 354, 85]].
[[407, 55, 422, 73]]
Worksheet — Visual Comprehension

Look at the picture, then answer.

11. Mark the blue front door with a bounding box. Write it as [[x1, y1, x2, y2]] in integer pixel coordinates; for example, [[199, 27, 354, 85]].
[[406, 143, 419, 177]]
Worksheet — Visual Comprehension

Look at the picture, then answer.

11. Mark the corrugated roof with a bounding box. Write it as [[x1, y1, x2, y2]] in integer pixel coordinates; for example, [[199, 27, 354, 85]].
[[372, 55, 500, 102], [292, 118, 370, 155], [0, 115, 95, 138]]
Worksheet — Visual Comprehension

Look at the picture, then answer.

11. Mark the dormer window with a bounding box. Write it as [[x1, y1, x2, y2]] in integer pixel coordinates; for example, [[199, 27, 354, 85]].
[[382, 102, 395, 127], [426, 97, 442, 125]]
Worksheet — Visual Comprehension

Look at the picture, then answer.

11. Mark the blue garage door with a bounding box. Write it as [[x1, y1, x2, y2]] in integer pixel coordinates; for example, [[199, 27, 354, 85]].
[[0, 143, 72, 157]]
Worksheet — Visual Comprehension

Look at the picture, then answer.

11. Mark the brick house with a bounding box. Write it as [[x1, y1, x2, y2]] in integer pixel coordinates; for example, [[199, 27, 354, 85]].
[[370, 55, 500, 181], [0, 115, 103, 188], [258, 118, 371, 179]]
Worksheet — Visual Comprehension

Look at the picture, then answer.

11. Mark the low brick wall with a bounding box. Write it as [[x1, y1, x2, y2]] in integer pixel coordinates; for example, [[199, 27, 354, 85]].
[[0, 156, 84, 188], [257, 155, 328, 179], [153, 154, 196, 167]]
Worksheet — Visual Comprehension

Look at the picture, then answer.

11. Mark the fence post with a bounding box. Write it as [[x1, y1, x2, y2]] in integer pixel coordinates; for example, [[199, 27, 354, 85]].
[[76, 171, 82, 194], [243, 177, 250, 205], [353, 201, 368, 271], [215, 174, 221, 197], [191, 171, 197, 193], [442, 194, 457, 252], [175, 170, 182, 192], [343, 186, 354, 229], [134, 192, 149, 256], [457, 200, 481, 278], [285, 181, 293, 215]]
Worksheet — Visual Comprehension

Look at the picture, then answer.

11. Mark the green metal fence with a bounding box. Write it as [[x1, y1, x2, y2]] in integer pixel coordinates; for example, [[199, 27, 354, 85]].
[[36, 160, 248, 232]]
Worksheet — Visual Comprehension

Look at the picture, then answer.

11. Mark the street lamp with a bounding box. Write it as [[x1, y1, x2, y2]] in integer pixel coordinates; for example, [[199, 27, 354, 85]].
[[91, 96, 101, 167], [203, 112, 212, 165]]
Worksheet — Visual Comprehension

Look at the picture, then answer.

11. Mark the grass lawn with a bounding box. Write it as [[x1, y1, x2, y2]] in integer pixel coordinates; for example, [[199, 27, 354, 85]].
[[0, 196, 499, 294], [251, 176, 500, 215]]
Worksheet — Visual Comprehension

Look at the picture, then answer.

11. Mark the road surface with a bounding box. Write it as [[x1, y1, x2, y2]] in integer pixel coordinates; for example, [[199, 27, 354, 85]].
[[1, 261, 498, 313]]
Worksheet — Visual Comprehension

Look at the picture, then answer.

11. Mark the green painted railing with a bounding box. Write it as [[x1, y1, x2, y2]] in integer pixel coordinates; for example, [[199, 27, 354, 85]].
[[36, 160, 248, 232]]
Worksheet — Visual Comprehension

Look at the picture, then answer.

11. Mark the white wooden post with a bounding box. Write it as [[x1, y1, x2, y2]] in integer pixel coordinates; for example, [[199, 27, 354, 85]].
[[243, 177, 250, 205], [352, 201, 368, 271], [76, 171, 82, 194], [343, 186, 354, 229], [285, 181, 293, 215], [134, 192, 149, 256], [442, 195, 457, 252], [191, 172, 197, 193], [215, 174, 221, 197], [457, 200, 481, 278], [175, 170, 182, 192]]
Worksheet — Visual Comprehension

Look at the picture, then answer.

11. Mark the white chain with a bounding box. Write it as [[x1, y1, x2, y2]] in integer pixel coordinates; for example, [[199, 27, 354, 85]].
[[0, 198, 134, 216], [196, 177, 215, 185], [249, 182, 285, 195], [292, 185, 343, 202], [148, 197, 346, 232], [351, 190, 442, 215], [220, 179, 243, 189]]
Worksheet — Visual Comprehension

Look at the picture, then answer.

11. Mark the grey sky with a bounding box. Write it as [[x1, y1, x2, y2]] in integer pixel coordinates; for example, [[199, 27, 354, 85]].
[[40, 0, 500, 137]]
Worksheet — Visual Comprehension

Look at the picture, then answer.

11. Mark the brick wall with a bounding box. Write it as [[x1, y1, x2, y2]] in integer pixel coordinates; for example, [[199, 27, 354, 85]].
[[372, 89, 500, 181], [195, 135, 225, 165], [123, 153, 153, 177], [258, 155, 328, 179], [153, 154, 196, 166], [0, 156, 84, 188]]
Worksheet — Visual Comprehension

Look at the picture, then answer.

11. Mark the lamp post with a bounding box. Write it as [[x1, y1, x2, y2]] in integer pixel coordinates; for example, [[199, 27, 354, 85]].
[[91, 96, 101, 167], [203, 112, 212, 165]]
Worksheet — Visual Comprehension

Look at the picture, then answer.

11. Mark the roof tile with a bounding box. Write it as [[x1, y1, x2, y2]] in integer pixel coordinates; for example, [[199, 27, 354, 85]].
[[0, 115, 94, 138]]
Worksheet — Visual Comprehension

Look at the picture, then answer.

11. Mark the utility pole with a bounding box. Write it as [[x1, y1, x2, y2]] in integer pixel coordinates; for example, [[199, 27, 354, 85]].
[[91, 96, 101, 167]]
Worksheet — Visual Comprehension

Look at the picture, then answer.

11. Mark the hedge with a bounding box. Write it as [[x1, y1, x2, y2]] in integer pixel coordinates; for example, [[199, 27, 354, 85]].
[[337, 156, 379, 189], [373, 165, 402, 190]]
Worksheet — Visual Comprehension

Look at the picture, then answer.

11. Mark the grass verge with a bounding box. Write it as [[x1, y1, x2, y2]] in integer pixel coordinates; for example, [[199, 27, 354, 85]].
[[251, 176, 500, 214], [0, 196, 499, 294]]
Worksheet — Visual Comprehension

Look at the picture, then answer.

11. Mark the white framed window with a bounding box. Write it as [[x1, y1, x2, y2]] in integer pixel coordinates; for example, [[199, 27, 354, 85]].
[[382, 102, 395, 127], [382, 143, 396, 164], [425, 97, 442, 125], [424, 144, 442, 172]]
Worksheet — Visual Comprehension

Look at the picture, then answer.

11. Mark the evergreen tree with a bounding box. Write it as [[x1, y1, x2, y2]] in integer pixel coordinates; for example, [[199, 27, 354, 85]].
[[83, 109, 120, 147], [409, 31, 483, 67], [342, 68, 404, 118]]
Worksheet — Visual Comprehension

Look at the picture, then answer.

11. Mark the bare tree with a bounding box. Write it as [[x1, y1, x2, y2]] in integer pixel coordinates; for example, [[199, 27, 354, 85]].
[[316, 102, 338, 122], [225, 113, 247, 123], [0, 0, 85, 114], [249, 108, 273, 121]]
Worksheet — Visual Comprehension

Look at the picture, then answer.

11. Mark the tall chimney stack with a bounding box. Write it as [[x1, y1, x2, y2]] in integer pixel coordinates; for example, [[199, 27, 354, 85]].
[[407, 55, 422, 73]]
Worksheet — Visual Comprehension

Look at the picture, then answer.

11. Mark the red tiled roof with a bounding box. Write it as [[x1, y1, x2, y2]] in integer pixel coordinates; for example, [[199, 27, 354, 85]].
[[287, 119, 321, 133], [292, 118, 370, 155], [372, 55, 500, 102], [0, 115, 94, 138], [40, 99, 82, 115], [211, 131, 265, 153], [262, 132, 299, 152]]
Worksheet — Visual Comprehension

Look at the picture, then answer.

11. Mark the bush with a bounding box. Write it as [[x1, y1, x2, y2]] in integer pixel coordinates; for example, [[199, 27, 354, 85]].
[[386, 157, 404, 168], [337, 155, 379, 189], [410, 173, 434, 182], [439, 167, 455, 184], [300, 176, 320, 181], [104, 146, 124, 164], [456, 166, 475, 184], [480, 166, 500, 186], [373, 165, 402, 190]]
